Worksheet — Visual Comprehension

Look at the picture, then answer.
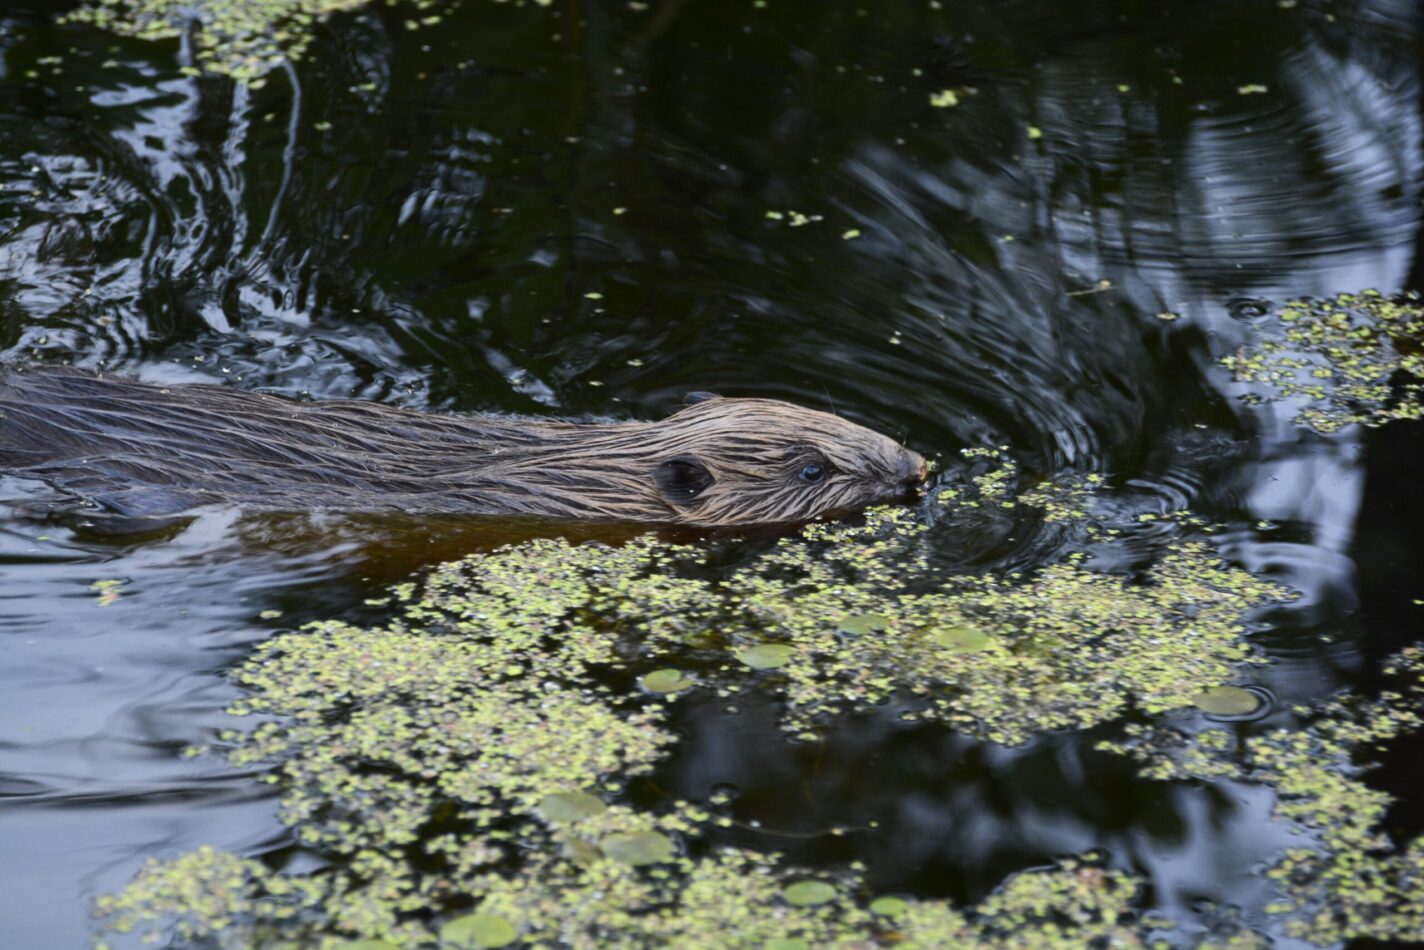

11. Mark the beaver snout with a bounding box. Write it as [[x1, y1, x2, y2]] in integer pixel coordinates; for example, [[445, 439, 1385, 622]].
[[896, 451, 928, 489], [887, 450, 928, 503]]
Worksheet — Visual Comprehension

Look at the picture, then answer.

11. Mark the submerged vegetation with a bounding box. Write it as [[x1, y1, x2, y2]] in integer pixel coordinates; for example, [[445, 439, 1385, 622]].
[[92, 449, 1424, 946], [1223, 291, 1424, 433]]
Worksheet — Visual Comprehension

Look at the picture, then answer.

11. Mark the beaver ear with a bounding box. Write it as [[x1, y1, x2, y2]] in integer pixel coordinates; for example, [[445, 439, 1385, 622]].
[[683, 391, 721, 405], [654, 456, 715, 505]]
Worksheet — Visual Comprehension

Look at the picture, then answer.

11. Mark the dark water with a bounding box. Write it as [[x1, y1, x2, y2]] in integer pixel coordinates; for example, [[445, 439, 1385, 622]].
[[0, 0, 1421, 946]]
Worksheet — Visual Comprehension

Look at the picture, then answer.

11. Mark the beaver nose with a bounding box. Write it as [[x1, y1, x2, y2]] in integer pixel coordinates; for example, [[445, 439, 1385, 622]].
[[896, 451, 928, 488]]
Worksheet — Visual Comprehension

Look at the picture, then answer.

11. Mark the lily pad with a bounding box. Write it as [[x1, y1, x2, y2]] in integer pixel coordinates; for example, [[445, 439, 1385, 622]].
[[1194, 686, 1261, 717], [869, 896, 909, 917], [538, 791, 606, 822], [736, 643, 795, 670], [602, 830, 675, 866], [642, 669, 693, 693], [935, 625, 991, 652], [563, 837, 602, 867], [838, 614, 891, 635], [782, 880, 837, 906], [439, 913, 517, 948], [764, 940, 810, 950]]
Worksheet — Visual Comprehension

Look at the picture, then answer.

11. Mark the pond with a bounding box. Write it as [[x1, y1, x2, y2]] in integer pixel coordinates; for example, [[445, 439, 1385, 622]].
[[1, 0, 1421, 946]]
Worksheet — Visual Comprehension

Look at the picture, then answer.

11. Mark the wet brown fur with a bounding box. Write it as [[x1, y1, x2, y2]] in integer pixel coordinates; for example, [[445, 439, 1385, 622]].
[[0, 366, 926, 527]]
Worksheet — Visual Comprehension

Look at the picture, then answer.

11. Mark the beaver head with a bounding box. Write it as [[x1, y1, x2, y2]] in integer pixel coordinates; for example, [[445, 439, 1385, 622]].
[[643, 395, 926, 526], [481, 393, 928, 527]]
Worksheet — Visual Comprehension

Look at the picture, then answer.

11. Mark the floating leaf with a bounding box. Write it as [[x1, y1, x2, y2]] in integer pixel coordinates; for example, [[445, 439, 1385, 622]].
[[642, 669, 692, 693], [869, 896, 909, 917], [538, 791, 606, 822], [764, 940, 810, 950], [935, 625, 991, 653], [1194, 686, 1261, 717], [838, 614, 890, 635], [439, 913, 517, 948], [782, 880, 837, 906], [331, 942, 400, 950], [563, 837, 602, 867], [736, 644, 794, 670], [602, 830, 675, 866]]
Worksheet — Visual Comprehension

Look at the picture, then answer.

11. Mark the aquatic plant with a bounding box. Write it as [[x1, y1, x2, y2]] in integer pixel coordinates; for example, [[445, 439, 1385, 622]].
[[98, 836, 1157, 948], [98, 621, 1424, 945], [1099, 647, 1424, 944], [1222, 290, 1424, 433], [316, 456, 1283, 747], [93, 452, 1331, 946]]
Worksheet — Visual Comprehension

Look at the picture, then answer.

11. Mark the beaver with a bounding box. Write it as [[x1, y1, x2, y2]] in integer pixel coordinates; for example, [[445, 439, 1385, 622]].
[[0, 366, 927, 527]]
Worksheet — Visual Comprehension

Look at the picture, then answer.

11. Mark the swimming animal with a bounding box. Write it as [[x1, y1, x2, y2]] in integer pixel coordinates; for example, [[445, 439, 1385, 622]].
[[0, 366, 927, 527]]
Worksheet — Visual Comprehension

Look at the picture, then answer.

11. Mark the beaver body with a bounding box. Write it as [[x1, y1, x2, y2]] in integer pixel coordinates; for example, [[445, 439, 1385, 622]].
[[0, 366, 926, 527]]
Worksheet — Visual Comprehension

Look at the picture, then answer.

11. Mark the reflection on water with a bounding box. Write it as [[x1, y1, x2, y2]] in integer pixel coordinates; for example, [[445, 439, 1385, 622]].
[[0, 0, 1421, 945]]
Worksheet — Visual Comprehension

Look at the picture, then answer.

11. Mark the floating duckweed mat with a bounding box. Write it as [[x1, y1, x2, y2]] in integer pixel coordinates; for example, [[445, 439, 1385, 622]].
[[97, 843, 1148, 948], [1222, 290, 1424, 433], [93, 455, 1341, 947], [1099, 647, 1424, 945], [95, 646, 1424, 947], [64, 0, 449, 82], [379, 482, 1283, 745]]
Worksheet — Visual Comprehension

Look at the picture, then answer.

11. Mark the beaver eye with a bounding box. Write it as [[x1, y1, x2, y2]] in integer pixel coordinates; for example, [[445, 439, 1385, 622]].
[[799, 463, 826, 484]]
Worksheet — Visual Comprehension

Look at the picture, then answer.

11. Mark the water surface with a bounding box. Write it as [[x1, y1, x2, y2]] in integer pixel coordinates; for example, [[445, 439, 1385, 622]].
[[1, 0, 1421, 946]]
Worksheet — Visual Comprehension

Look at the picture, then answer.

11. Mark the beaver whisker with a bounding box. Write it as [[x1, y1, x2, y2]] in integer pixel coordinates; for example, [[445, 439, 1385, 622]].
[[0, 366, 927, 528]]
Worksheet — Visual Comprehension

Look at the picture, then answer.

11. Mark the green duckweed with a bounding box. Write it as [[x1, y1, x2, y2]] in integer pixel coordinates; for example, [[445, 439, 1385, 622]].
[[1099, 646, 1424, 945], [95, 449, 1424, 948], [1222, 290, 1424, 432]]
